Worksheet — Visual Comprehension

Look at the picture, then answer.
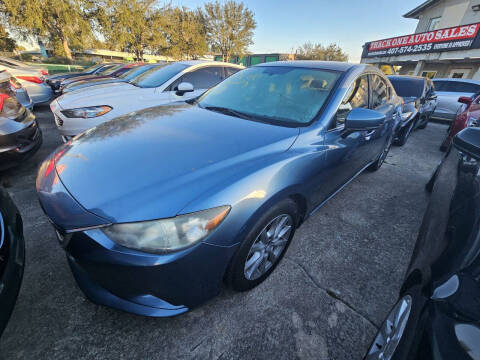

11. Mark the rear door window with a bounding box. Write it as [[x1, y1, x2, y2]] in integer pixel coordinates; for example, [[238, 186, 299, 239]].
[[169, 66, 224, 90], [434, 81, 480, 93], [370, 74, 389, 109]]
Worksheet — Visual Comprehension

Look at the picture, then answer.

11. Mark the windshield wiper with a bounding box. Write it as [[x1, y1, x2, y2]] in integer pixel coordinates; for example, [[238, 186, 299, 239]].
[[202, 106, 256, 120]]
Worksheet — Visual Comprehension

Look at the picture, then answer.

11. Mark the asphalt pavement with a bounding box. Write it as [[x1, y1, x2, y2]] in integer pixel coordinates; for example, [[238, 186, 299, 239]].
[[0, 105, 447, 360]]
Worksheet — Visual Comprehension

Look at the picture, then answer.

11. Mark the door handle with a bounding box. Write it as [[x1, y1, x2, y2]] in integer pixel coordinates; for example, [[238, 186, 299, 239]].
[[364, 129, 376, 140]]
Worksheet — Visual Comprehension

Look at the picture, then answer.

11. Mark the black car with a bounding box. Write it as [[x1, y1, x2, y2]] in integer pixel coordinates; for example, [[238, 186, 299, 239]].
[[388, 75, 437, 146], [365, 127, 480, 360], [0, 75, 41, 171], [45, 63, 120, 93], [0, 188, 25, 337]]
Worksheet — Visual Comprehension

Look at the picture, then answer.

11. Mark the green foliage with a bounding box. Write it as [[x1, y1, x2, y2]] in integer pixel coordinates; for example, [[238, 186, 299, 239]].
[[203, 1, 256, 61], [0, 24, 15, 51], [98, 0, 166, 61], [296, 42, 348, 62], [0, 0, 100, 60], [161, 6, 207, 60]]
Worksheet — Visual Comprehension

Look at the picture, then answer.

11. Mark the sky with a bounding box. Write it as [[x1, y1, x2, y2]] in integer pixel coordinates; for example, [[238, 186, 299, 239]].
[[169, 0, 424, 62]]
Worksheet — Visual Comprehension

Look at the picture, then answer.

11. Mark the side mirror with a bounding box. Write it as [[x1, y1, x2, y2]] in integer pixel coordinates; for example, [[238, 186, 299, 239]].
[[453, 127, 480, 159], [342, 108, 386, 138], [458, 96, 472, 105], [175, 82, 194, 96]]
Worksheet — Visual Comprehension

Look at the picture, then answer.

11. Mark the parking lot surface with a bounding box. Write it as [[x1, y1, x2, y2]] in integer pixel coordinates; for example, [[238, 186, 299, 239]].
[[0, 105, 447, 360]]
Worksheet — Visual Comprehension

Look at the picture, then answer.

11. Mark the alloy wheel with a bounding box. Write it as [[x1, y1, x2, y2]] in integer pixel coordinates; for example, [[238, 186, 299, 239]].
[[366, 295, 412, 360], [244, 214, 293, 281]]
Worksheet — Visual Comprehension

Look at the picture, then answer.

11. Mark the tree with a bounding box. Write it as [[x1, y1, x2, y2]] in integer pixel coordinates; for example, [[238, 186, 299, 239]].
[[0, 0, 98, 60], [99, 0, 167, 61], [203, 1, 256, 62], [0, 24, 16, 51], [161, 7, 207, 60], [296, 42, 348, 62]]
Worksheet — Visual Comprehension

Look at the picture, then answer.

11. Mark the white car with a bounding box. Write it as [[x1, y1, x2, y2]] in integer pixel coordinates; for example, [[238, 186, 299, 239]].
[[0, 56, 53, 105], [50, 60, 244, 141], [432, 78, 480, 121]]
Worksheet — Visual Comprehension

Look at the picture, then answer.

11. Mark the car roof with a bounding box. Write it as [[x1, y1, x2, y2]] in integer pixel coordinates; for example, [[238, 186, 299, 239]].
[[253, 60, 359, 72], [177, 60, 244, 68], [432, 78, 480, 84]]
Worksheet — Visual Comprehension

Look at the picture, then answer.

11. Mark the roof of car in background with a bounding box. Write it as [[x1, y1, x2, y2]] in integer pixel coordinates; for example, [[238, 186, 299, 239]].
[[176, 60, 244, 68], [253, 60, 359, 72], [388, 75, 425, 81], [432, 78, 480, 84]]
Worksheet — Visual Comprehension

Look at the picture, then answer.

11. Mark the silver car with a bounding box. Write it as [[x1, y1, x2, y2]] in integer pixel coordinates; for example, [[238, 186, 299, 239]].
[[0, 56, 53, 105], [432, 78, 480, 121], [0, 71, 33, 111]]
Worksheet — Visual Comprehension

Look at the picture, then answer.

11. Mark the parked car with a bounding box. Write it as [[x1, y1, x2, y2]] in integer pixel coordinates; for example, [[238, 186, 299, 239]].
[[432, 78, 480, 121], [439, 92, 480, 151], [62, 63, 161, 94], [0, 74, 42, 171], [50, 60, 245, 141], [1, 71, 33, 111], [0, 188, 25, 338], [365, 127, 480, 360], [46, 63, 121, 93], [37, 61, 401, 317], [57, 63, 144, 94], [387, 75, 437, 145], [0, 57, 53, 105]]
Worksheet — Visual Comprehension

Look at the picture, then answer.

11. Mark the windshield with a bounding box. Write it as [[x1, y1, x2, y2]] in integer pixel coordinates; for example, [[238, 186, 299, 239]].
[[84, 63, 102, 73], [118, 64, 157, 80], [198, 66, 340, 125], [388, 78, 424, 98], [130, 62, 188, 88]]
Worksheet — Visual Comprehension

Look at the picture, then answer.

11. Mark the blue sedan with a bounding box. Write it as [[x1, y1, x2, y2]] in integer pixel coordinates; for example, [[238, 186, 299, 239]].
[[36, 61, 402, 317]]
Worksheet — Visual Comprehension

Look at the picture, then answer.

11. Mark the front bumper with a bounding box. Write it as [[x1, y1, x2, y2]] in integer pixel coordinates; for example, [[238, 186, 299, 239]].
[[0, 119, 42, 171], [63, 228, 238, 317]]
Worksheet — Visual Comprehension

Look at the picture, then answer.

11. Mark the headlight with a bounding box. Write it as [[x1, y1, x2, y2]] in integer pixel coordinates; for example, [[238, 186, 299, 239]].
[[61, 105, 112, 118], [102, 206, 231, 254]]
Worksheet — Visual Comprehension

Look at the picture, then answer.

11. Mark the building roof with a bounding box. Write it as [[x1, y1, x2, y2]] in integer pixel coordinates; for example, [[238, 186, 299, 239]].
[[254, 60, 357, 72], [403, 0, 440, 19]]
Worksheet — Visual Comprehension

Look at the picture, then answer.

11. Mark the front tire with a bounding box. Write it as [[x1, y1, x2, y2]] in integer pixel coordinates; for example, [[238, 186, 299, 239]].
[[227, 199, 299, 291]]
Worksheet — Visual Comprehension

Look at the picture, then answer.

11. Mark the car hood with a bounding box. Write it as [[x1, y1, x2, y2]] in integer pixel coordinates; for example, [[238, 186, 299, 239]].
[[56, 82, 141, 108], [53, 104, 299, 223]]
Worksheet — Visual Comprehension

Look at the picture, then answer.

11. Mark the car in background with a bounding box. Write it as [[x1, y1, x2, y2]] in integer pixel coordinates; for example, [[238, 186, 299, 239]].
[[0, 74, 42, 171], [0, 188, 25, 338], [46, 63, 120, 93], [0, 57, 53, 105], [50, 60, 244, 141], [57, 63, 144, 94], [432, 78, 480, 121], [63, 63, 161, 94], [0, 71, 33, 111], [439, 92, 480, 151], [366, 126, 480, 360], [37, 61, 400, 317], [388, 75, 437, 146]]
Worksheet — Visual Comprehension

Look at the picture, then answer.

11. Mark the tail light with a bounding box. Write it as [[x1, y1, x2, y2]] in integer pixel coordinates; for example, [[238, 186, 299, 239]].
[[17, 76, 43, 84], [40, 69, 48, 75], [0, 93, 10, 112]]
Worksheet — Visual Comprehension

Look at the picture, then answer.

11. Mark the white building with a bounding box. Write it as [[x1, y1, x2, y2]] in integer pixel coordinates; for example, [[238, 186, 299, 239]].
[[361, 0, 480, 80]]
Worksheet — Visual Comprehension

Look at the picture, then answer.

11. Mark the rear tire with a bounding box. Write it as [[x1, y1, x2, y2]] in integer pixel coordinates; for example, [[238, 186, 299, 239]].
[[226, 199, 299, 292], [367, 134, 393, 172], [394, 121, 414, 147]]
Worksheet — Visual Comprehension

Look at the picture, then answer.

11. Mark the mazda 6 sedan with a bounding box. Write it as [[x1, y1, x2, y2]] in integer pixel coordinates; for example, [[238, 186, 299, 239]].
[[36, 61, 401, 317]]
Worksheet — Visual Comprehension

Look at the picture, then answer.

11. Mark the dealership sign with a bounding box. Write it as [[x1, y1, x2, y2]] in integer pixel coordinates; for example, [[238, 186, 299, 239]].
[[362, 23, 480, 58]]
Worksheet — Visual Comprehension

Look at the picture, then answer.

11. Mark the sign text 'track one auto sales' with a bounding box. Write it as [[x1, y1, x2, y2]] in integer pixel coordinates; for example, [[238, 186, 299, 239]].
[[363, 23, 480, 58]]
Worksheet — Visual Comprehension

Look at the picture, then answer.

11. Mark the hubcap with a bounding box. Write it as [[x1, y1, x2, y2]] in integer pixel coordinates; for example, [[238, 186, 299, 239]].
[[366, 295, 412, 360], [244, 214, 293, 281]]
